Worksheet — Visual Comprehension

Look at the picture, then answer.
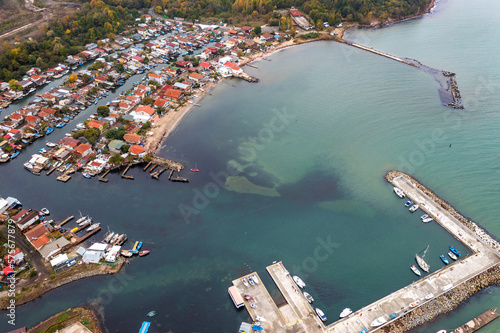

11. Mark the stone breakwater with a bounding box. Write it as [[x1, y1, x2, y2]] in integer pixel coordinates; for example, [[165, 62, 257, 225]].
[[378, 265, 500, 333], [385, 171, 500, 253]]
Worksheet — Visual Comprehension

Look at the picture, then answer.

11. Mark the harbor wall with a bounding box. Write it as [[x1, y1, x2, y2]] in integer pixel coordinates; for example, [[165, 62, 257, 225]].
[[385, 171, 500, 254], [381, 170, 500, 332], [378, 264, 500, 333]]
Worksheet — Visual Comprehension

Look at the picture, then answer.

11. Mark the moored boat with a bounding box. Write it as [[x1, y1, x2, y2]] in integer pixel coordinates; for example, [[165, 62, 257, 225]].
[[422, 217, 434, 223], [404, 200, 413, 207], [87, 223, 100, 232], [252, 274, 259, 284], [449, 246, 460, 257], [448, 251, 458, 260], [120, 249, 133, 257], [293, 275, 306, 288], [440, 254, 449, 265], [242, 277, 249, 287], [139, 250, 150, 256], [315, 308, 327, 322], [339, 308, 352, 318], [190, 168, 199, 172], [137, 241, 143, 250], [146, 311, 156, 317], [416, 254, 430, 272], [409, 204, 419, 212], [370, 316, 387, 327], [41, 207, 50, 215], [394, 187, 405, 198], [248, 277, 254, 285], [83, 173, 91, 179], [303, 291, 314, 303], [410, 265, 421, 276], [46, 142, 57, 147]]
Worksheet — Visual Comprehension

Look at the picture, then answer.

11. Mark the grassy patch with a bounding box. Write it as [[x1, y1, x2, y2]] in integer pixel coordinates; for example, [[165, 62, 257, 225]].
[[298, 32, 321, 40]]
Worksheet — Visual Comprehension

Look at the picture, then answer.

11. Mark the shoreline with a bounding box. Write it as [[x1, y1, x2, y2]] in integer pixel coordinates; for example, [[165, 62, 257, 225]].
[[0, 261, 123, 310]]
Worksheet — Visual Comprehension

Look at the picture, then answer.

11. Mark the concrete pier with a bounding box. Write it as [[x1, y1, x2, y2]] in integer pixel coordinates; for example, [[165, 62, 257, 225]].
[[452, 308, 499, 333], [231, 171, 500, 333]]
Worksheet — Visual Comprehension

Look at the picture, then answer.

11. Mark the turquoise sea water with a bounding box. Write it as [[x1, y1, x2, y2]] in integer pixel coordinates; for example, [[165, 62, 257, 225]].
[[1, 0, 500, 331]]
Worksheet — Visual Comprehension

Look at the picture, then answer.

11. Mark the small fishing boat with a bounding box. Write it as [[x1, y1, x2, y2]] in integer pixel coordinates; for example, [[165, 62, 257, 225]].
[[120, 250, 133, 257], [404, 200, 413, 207], [248, 277, 254, 285], [40, 208, 50, 215], [45, 127, 54, 135], [76, 214, 89, 224], [10, 151, 20, 159], [252, 274, 259, 284], [39, 148, 47, 153], [315, 308, 327, 322], [339, 308, 352, 318], [409, 204, 419, 212], [449, 246, 461, 257], [87, 223, 100, 232], [422, 217, 434, 223], [370, 316, 387, 327], [139, 250, 150, 256], [109, 234, 119, 244], [440, 254, 449, 265], [82, 173, 91, 179], [448, 251, 458, 260], [242, 277, 249, 287], [303, 291, 314, 303], [293, 275, 306, 288], [137, 241, 143, 250], [104, 232, 115, 243], [139, 321, 150, 333], [46, 142, 57, 147], [410, 265, 421, 276], [146, 311, 156, 317], [394, 187, 405, 199], [190, 168, 199, 172], [421, 214, 429, 220]]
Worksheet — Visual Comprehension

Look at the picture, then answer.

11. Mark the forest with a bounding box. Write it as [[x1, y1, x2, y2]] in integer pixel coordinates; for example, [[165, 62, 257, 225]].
[[0, 0, 144, 81]]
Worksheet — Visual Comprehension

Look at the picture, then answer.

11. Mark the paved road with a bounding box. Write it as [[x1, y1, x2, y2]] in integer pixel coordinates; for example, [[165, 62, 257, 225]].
[[0, 224, 51, 281]]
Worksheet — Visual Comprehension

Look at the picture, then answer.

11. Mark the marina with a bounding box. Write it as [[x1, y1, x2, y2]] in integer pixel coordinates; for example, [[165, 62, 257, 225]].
[[230, 171, 500, 333]]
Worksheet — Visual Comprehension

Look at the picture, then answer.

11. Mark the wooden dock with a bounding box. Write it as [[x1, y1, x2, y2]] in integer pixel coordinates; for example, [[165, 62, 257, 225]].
[[452, 308, 499, 333], [56, 174, 71, 182], [168, 169, 188, 182], [74, 226, 101, 244], [151, 167, 166, 180], [149, 164, 158, 172], [143, 161, 151, 171], [121, 164, 134, 179], [46, 167, 56, 176], [59, 216, 74, 226], [99, 169, 110, 182]]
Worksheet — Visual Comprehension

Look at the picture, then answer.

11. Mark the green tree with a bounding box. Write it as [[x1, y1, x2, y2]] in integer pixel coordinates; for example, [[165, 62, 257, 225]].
[[154, 6, 163, 14], [141, 97, 154, 106], [109, 153, 124, 165], [97, 105, 110, 117], [254, 25, 261, 35], [120, 144, 130, 153]]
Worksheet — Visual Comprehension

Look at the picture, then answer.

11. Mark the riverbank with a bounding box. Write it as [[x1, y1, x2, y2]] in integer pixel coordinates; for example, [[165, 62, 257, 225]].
[[0, 261, 123, 310]]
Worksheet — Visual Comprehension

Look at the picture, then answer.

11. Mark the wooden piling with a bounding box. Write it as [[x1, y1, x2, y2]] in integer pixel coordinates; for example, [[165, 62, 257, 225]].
[[143, 161, 151, 171], [121, 164, 134, 180], [99, 169, 110, 182]]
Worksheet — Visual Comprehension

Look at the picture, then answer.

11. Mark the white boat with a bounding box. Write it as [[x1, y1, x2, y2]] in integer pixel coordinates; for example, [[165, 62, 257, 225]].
[[303, 291, 314, 303], [23, 162, 33, 170], [41, 208, 50, 215], [75, 215, 89, 224], [370, 316, 387, 327], [242, 277, 249, 287], [252, 274, 259, 284], [46, 142, 57, 147], [422, 217, 434, 223], [293, 275, 306, 288], [393, 187, 405, 198], [436, 330, 447, 333], [87, 223, 100, 232], [416, 246, 430, 272], [410, 265, 421, 276], [104, 232, 115, 243], [409, 204, 419, 212], [78, 218, 91, 227], [315, 308, 327, 322], [421, 214, 429, 220], [448, 251, 458, 260], [339, 308, 352, 318], [39, 148, 47, 153], [109, 234, 119, 244]]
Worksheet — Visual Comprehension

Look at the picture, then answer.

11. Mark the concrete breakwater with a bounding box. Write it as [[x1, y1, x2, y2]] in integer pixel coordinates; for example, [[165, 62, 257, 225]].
[[347, 43, 463, 109], [381, 170, 500, 332], [229, 72, 259, 82], [378, 265, 500, 333], [386, 171, 500, 253]]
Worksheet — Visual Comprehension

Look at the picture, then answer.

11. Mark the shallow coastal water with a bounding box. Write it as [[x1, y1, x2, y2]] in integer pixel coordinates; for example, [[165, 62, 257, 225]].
[[1, 0, 500, 331]]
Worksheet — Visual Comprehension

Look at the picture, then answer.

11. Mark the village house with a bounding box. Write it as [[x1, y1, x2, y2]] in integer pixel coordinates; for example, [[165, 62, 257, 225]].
[[16, 210, 40, 231], [123, 133, 142, 145], [59, 137, 81, 150], [74, 143, 93, 158], [163, 88, 183, 102], [153, 98, 169, 109], [131, 105, 155, 124], [129, 144, 146, 158]]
